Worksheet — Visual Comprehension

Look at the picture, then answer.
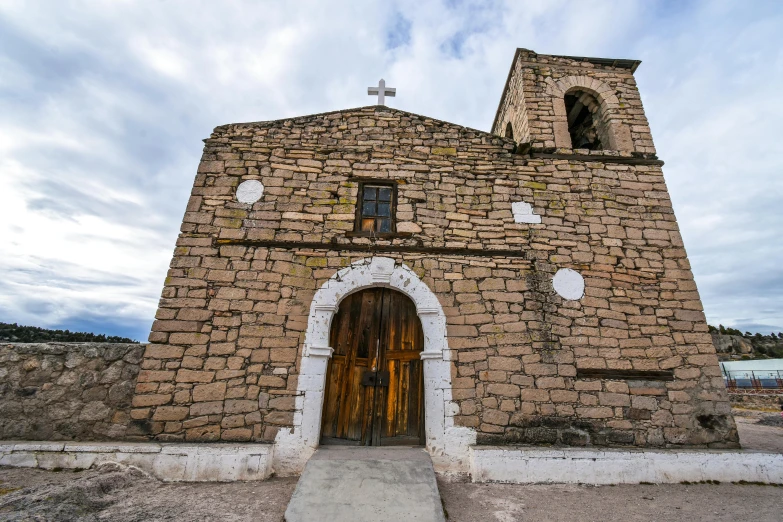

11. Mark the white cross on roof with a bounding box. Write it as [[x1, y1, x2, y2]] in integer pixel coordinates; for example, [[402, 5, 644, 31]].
[[368, 78, 396, 106]]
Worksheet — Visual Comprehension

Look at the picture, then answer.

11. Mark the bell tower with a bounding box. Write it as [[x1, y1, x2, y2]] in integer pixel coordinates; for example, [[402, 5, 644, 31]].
[[493, 49, 656, 157]]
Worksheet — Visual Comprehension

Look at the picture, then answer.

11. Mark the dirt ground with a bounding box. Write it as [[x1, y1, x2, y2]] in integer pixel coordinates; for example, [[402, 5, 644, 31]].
[[0, 465, 297, 522], [0, 409, 781, 521], [733, 408, 783, 453], [437, 481, 782, 522]]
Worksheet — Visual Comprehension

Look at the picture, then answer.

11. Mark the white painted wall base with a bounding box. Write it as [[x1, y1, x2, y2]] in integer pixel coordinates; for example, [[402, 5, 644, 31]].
[[4, 441, 781, 485], [470, 446, 783, 485], [0, 441, 273, 482]]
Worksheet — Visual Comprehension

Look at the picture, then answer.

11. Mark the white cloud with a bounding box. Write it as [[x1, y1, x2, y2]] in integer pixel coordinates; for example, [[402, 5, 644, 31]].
[[131, 37, 191, 81], [0, 0, 781, 338]]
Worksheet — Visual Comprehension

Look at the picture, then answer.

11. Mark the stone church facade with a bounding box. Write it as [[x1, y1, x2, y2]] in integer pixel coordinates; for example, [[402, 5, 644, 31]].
[[134, 49, 738, 473]]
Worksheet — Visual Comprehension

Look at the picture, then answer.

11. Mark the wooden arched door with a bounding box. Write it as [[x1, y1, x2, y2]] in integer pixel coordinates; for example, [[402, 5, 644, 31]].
[[320, 288, 425, 446]]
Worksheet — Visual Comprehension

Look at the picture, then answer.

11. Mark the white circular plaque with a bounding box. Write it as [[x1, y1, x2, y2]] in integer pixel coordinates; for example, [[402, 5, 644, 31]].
[[552, 268, 585, 300], [236, 180, 264, 204]]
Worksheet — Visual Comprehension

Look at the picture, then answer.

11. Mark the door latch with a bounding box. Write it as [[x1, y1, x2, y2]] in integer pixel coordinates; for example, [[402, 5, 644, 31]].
[[361, 370, 390, 387]]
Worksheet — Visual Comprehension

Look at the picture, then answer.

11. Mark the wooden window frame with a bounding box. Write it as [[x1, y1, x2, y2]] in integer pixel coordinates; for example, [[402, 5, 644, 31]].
[[348, 180, 400, 238]]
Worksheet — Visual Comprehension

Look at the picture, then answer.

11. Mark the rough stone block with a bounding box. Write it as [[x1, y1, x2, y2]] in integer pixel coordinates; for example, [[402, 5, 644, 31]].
[[193, 382, 227, 402], [152, 406, 190, 421]]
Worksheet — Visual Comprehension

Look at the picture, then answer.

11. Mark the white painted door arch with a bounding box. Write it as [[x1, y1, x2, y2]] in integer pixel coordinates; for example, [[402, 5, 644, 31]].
[[273, 257, 476, 474]]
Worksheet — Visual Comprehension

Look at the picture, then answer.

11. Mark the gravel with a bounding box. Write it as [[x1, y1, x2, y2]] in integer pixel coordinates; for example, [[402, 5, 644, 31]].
[[757, 413, 783, 427], [438, 480, 783, 522], [0, 464, 297, 521]]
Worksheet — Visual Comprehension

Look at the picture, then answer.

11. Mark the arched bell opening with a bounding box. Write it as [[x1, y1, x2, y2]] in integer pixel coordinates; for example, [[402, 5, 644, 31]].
[[564, 89, 605, 150]]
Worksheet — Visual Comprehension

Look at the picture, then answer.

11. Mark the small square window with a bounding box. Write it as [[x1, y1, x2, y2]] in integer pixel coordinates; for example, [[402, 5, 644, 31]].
[[355, 182, 396, 234]]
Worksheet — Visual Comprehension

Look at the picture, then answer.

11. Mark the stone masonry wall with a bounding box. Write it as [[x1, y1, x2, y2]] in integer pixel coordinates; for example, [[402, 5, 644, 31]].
[[494, 58, 530, 144], [0, 343, 143, 441], [493, 49, 656, 154], [136, 104, 738, 449]]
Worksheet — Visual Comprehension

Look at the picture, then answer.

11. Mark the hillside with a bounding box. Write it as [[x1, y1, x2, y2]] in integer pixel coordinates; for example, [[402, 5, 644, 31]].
[[0, 322, 139, 344], [709, 325, 783, 360]]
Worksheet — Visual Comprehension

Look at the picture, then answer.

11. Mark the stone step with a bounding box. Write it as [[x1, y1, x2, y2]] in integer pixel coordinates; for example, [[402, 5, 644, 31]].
[[284, 447, 446, 522]]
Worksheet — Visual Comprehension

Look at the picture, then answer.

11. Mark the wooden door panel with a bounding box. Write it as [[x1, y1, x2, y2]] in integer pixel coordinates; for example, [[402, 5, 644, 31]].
[[382, 359, 423, 441], [322, 290, 382, 443], [320, 355, 344, 439], [378, 289, 425, 444], [321, 287, 424, 446]]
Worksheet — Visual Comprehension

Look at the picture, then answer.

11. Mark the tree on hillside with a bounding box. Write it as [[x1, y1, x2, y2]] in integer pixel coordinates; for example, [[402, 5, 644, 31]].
[[0, 323, 138, 343]]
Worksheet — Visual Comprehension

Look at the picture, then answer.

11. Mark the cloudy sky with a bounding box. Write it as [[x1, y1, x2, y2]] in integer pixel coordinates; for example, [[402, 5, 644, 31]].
[[1, 0, 781, 341]]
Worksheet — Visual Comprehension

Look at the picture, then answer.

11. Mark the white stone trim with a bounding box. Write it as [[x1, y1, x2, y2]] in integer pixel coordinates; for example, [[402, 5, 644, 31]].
[[470, 447, 783, 485], [511, 201, 542, 224], [236, 180, 265, 204], [274, 256, 476, 475], [312, 300, 339, 310], [306, 345, 334, 358], [552, 268, 585, 300]]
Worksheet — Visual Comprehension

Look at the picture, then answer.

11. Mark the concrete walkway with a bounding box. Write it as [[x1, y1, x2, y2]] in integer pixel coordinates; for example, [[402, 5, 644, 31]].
[[284, 447, 445, 522]]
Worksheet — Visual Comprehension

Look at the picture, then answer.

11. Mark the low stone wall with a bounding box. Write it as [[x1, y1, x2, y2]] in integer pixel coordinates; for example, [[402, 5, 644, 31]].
[[0, 343, 144, 441], [730, 393, 783, 410]]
